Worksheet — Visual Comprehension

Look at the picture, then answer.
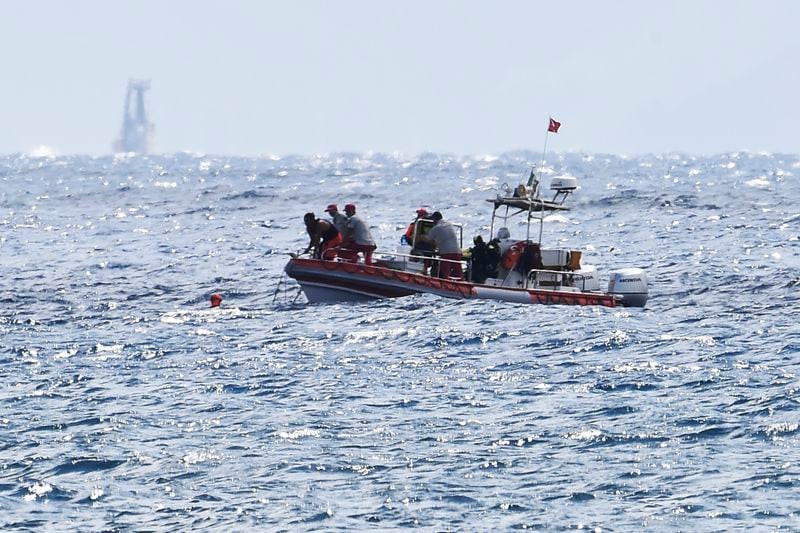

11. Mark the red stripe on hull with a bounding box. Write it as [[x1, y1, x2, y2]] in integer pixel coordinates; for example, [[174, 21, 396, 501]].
[[285, 258, 618, 307], [528, 291, 616, 307]]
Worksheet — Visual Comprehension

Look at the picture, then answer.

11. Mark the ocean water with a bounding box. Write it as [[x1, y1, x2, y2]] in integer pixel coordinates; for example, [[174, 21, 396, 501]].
[[1, 151, 798, 531]]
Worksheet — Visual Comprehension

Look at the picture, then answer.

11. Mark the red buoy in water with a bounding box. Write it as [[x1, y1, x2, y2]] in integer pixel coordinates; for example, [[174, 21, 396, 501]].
[[210, 293, 222, 308]]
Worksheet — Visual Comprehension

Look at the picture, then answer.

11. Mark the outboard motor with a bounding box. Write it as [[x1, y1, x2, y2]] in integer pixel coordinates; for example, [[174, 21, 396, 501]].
[[608, 268, 648, 307]]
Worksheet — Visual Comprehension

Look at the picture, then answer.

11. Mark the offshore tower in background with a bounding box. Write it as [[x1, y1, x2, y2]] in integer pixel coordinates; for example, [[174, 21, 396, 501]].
[[113, 80, 155, 154]]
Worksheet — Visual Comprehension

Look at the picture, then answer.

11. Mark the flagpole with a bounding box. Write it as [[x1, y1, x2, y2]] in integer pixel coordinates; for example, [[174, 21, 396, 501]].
[[535, 116, 553, 245], [538, 134, 549, 200], [525, 162, 538, 242]]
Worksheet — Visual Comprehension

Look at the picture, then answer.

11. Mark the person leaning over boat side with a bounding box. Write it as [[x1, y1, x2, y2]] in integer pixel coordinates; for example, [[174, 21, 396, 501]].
[[342, 203, 377, 265], [324, 203, 348, 237], [426, 211, 463, 280], [303, 212, 342, 260]]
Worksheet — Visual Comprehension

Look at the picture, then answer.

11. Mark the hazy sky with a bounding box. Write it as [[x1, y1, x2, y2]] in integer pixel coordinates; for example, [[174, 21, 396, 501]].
[[2, 1, 798, 156]]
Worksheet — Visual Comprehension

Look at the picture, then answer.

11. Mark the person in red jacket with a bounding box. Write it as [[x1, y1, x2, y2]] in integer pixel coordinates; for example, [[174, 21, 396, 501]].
[[403, 208, 429, 245]]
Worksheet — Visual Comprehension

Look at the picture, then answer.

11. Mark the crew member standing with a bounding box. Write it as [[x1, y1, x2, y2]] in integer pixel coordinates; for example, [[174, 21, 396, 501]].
[[427, 211, 463, 279], [342, 203, 376, 264]]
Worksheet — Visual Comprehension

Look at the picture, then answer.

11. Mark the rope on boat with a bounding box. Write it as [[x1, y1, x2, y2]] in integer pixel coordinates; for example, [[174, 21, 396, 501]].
[[272, 253, 305, 305]]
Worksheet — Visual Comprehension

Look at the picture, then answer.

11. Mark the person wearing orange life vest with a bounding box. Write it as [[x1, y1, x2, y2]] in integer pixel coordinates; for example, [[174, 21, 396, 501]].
[[402, 208, 429, 245], [401, 208, 436, 273]]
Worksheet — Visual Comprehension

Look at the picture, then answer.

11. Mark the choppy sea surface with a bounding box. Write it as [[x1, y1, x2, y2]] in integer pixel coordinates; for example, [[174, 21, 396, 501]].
[[1, 151, 798, 531]]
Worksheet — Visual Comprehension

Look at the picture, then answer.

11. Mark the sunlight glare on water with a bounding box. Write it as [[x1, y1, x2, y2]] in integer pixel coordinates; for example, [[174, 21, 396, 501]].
[[0, 151, 798, 530]]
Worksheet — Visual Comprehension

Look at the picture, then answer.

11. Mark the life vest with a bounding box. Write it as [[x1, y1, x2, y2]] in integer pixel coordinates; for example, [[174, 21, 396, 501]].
[[501, 242, 523, 270], [501, 242, 542, 271], [404, 223, 415, 242]]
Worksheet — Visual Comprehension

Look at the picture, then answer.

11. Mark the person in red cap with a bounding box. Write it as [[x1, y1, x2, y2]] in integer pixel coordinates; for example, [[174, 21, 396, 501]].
[[403, 208, 431, 245], [324, 203, 348, 236], [403, 208, 436, 273], [341, 203, 376, 264]]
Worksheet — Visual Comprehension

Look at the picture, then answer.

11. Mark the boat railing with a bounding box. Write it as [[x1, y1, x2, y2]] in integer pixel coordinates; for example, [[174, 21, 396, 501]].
[[525, 268, 590, 290], [298, 247, 466, 278], [375, 249, 467, 278]]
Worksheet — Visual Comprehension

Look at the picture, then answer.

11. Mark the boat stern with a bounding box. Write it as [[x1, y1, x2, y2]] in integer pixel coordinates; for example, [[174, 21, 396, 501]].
[[607, 268, 648, 307]]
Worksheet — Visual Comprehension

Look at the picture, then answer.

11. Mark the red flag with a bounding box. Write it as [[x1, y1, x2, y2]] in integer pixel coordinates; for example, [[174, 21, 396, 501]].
[[548, 117, 561, 133]]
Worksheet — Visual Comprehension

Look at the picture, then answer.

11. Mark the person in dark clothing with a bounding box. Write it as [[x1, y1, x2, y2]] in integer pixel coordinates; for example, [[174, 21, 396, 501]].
[[487, 239, 501, 274], [518, 242, 543, 273], [303, 212, 342, 260], [469, 236, 501, 283]]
